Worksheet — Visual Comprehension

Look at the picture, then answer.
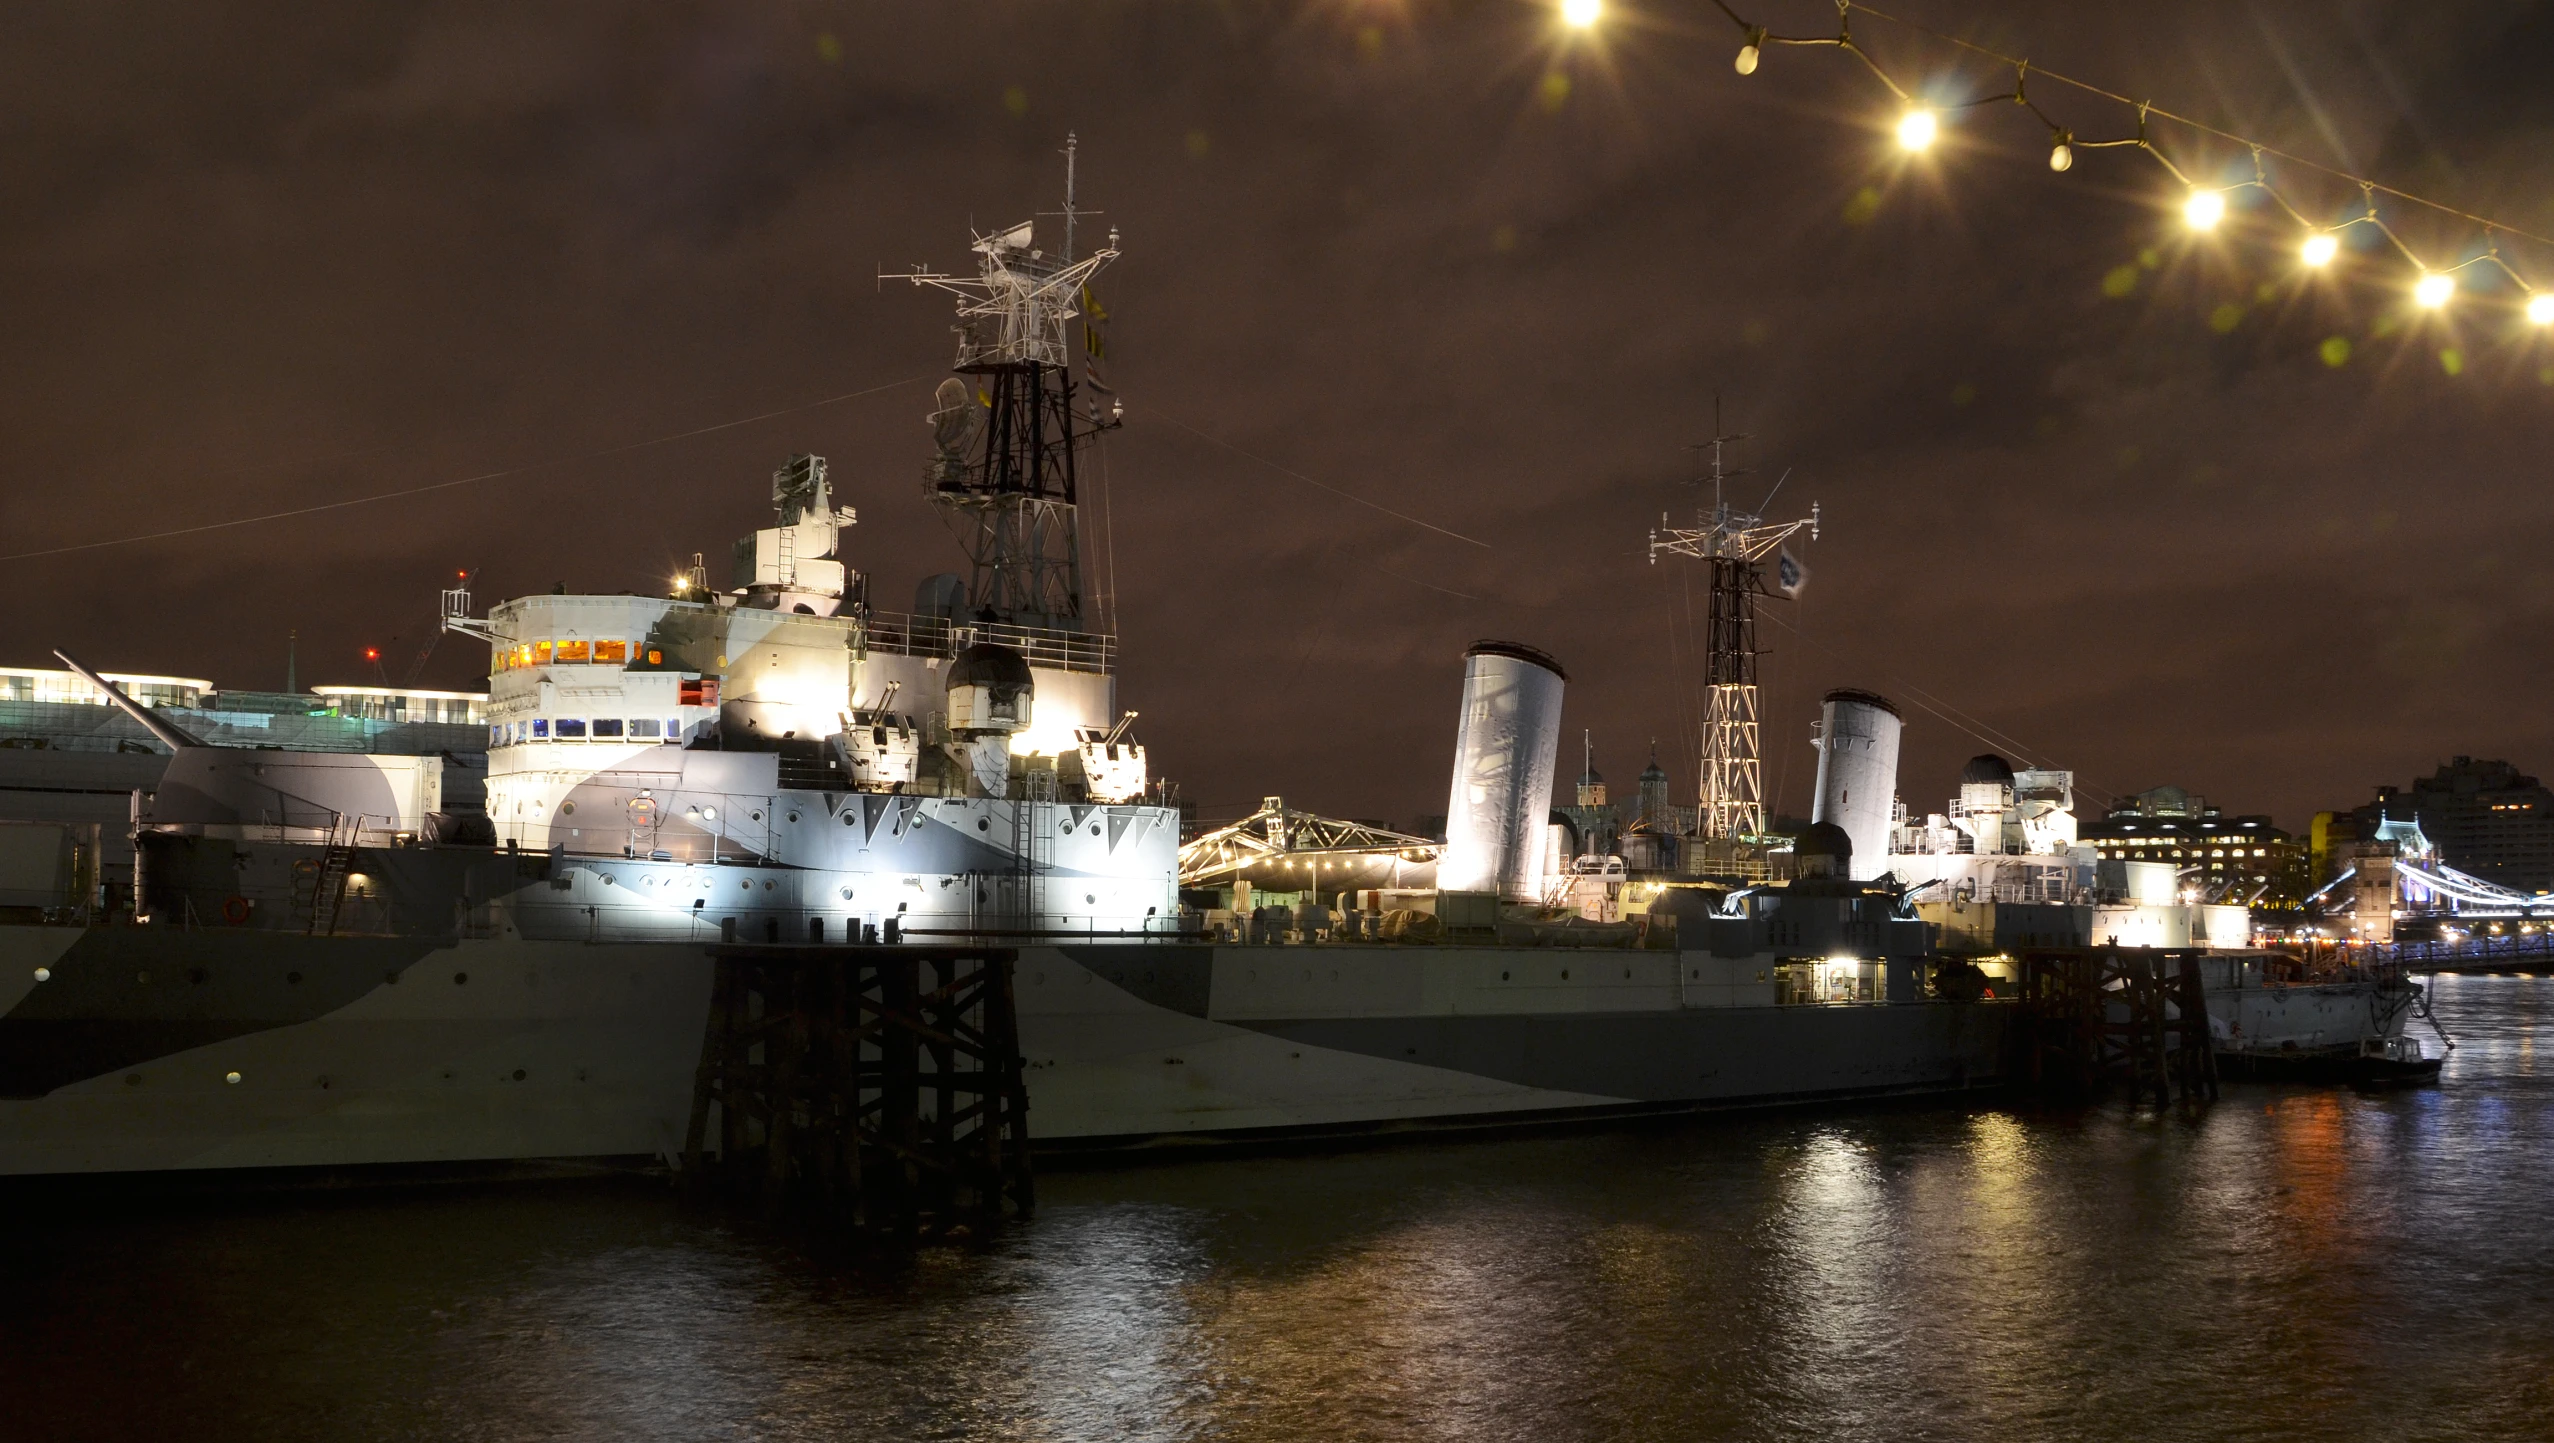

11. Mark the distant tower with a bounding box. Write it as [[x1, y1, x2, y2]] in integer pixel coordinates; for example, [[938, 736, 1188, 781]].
[[1636, 745, 1672, 831], [893, 136, 1120, 632], [1648, 405, 1817, 841]]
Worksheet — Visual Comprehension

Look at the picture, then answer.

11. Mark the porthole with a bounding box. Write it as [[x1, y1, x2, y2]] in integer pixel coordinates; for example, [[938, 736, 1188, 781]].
[[740, 880, 752, 892], [1501, 971, 1510, 981], [286, 971, 303, 985], [1061, 821, 1074, 836], [560, 801, 575, 815], [1085, 893, 1096, 904], [701, 807, 718, 821], [1090, 825, 1101, 836], [786, 811, 799, 823], [843, 813, 857, 826], [839, 886, 854, 901], [455, 972, 469, 985], [977, 818, 990, 832], [750, 810, 763, 822], [1561, 969, 1569, 980]]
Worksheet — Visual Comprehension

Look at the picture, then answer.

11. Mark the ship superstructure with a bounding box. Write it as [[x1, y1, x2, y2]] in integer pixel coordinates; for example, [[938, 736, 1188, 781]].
[[425, 197, 1169, 942]]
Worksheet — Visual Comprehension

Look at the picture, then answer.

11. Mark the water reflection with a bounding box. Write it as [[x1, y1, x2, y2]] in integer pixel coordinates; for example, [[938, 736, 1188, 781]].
[[7, 981, 2554, 1441]]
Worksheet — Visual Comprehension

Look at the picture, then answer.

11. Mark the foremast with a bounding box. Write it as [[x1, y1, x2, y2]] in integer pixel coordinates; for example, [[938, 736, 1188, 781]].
[[891, 138, 1120, 633]]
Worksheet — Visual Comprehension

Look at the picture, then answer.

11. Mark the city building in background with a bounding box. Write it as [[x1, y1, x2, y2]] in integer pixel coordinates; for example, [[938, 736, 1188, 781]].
[[2076, 784, 2309, 911], [2348, 757, 2554, 894]]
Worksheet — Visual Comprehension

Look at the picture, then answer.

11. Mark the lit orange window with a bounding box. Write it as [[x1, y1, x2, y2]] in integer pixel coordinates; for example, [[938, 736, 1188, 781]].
[[555, 640, 590, 664], [594, 640, 628, 665], [511, 644, 533, 669], [646, 649, 663, 665], [532, 641, 552, 665]]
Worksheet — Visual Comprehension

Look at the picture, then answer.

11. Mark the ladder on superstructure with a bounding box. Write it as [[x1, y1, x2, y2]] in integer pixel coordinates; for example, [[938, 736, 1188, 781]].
[[1010, 788, 1055, 931], [303, 813, 359, 936]]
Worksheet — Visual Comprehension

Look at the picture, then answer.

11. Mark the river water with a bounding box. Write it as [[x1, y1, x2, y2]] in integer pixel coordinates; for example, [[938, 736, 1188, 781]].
[[4, 974, 2547, 1442]]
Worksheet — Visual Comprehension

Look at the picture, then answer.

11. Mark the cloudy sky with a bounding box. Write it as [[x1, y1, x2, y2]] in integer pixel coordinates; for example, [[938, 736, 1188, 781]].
[[5, 1, 2551, 831]]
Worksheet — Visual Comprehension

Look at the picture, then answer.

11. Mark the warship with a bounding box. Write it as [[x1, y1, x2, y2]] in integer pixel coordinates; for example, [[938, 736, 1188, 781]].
[[0, 177, 2401, 1178]]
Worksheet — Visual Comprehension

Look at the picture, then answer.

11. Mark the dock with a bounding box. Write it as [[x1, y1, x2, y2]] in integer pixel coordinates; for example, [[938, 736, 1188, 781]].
[[681, 943, 1033, 1239], [2017, 947, 2219, 1106]]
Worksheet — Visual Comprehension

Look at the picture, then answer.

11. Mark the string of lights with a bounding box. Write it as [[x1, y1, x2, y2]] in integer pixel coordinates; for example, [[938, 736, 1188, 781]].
[[1562, 0, 2554, 327]]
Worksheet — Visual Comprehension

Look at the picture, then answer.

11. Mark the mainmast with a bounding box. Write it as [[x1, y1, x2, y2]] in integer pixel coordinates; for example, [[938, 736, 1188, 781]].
[[1647, 404, 1817, 844], [890, 138, 1119, 633]]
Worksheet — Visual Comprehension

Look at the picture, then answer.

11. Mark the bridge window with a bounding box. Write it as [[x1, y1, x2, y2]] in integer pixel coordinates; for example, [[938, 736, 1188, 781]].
[[556, 640, 590, 664], [556, 718, 586, 739], [531, 719, 549, 738], [593, 718, 624, 738], [629, 718, 661, 738], [532, 642, 552, 665], [594, 640, 628, 664]]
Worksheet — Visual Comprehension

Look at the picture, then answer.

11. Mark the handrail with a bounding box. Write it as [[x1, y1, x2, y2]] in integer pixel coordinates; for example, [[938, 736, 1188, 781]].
[[861, 610, 1114, 675]]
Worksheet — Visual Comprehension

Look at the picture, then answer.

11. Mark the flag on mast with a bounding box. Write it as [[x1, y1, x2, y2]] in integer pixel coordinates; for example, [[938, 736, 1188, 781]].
[[1775, 545, 1808, 598], [1081, 285, 1115, 395]]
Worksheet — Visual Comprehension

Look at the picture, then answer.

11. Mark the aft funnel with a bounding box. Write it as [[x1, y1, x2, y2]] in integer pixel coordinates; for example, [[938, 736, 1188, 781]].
[[1438, 641, 1568, 901]]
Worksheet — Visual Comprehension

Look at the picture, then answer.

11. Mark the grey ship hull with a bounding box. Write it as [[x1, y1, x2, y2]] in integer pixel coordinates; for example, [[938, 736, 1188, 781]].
[[0, 923, 2012, 1177]]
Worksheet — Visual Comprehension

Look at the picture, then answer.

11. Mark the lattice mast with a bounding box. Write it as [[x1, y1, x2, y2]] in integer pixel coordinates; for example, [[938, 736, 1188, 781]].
[[1647, 413, 1817, 842], [891, 136, 1120, 632]]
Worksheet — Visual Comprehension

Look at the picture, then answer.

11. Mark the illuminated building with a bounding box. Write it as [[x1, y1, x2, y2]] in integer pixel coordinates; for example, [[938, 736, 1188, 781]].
[[2351, 757, 2554, 894], [2075, 786, 2308, 908]]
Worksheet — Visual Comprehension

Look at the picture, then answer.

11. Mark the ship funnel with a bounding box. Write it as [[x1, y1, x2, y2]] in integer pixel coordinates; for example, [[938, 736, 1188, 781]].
[[1810, 688, 1901, 881], [1438, 640, 1568, 901]]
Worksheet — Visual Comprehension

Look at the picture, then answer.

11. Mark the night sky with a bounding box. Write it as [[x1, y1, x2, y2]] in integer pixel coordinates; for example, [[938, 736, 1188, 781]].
[[7, 1, 2552, 834]]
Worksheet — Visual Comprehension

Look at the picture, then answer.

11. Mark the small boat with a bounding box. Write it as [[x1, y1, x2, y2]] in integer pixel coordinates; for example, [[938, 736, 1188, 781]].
[[2347, 1034, 2444, 1089]]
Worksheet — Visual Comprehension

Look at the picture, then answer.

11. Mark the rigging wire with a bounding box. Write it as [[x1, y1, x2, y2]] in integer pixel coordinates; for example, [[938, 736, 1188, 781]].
[[1755, 605, 2119, 807], [1142, 407, 1492, 549], [1, 376, 933, 564], [1093, 430, 1122, 638]]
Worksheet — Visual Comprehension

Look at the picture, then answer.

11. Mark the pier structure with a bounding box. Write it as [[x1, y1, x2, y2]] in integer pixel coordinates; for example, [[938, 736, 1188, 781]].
[[682, 943, 1033, 1238], [2017, 947, 2219, 1106]]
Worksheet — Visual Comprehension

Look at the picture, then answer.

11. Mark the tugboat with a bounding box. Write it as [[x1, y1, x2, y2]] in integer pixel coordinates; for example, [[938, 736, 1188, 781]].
[[2348, 1033, 2446, 1089]]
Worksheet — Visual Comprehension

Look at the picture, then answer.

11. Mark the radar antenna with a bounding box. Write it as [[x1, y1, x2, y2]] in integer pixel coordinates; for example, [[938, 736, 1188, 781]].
[[1647, 398, 1818, 844], [885, 137, 1120, 632]]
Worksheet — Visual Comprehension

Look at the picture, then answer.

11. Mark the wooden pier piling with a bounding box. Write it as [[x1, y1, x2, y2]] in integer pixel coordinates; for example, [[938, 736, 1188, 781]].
[[2018, 947, 2218, 1105], [681, 943, 1033, 1238]]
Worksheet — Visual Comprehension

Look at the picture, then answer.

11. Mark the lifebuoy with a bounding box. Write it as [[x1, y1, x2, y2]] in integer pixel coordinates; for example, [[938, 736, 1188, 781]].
[[221, 895, 252, 925]]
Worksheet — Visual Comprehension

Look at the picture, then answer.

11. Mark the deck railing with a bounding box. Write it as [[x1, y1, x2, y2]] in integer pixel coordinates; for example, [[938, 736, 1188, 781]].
[[861, 611, 1114, 675]]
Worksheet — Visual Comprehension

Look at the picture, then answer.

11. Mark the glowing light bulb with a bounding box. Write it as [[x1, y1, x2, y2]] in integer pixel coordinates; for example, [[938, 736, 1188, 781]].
[[2414, 271, 2454, 309], [2528, 292, 2554, 326], [1894, 108, 1937, 152], [2300, 232, 2338, 268], [1559, 0, 1600, 29], [1735, 41, 1760, 75], [2182, 188, 2226, 232], [2048, 139, 2072, 172]]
